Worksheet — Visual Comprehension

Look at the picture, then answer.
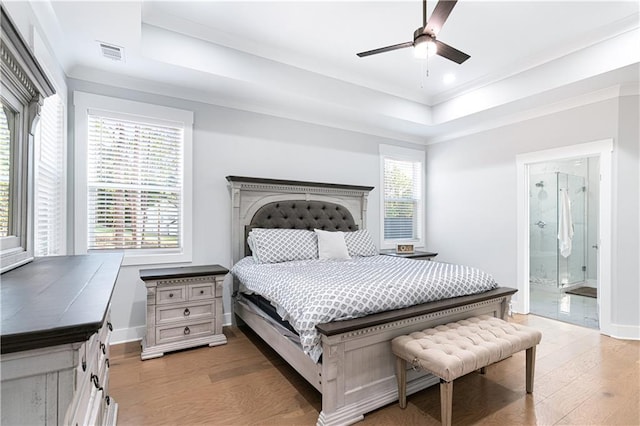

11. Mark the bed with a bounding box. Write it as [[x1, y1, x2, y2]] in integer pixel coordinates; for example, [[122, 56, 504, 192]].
[[227, 176, 516, 426]]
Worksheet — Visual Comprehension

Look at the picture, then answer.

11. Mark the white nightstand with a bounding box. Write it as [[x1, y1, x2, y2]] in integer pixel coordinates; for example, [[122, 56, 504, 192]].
[[139, 265, 228, 360]]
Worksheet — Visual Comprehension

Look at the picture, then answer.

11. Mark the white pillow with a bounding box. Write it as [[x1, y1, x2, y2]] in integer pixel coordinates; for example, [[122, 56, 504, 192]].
[[314, 229, 351, 260], [344, 229, 378, 257]]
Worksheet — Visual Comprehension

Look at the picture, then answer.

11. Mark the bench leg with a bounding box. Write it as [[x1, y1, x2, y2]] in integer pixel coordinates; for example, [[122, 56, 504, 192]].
[[396, 357, 407, 409], [440, 379, 453, 426], [478, 366, 487, 375], [526, 345, 536, 393]]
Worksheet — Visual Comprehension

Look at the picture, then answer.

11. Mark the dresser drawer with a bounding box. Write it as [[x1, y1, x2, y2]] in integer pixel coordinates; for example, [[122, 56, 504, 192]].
[[156, 301, 215, 325], [188, 282, 215, 300], [156, 320, 214, 345], [156, 285, 187, 304]]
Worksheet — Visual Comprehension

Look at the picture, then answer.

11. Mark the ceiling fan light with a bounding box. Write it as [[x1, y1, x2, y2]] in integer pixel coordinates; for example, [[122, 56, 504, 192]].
[[413, 36, 437, 59]]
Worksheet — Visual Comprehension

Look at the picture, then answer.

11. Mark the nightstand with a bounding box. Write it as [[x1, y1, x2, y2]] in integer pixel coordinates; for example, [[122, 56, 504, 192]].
[[380, 250, 438, 261], [139, 265, 228, 360]]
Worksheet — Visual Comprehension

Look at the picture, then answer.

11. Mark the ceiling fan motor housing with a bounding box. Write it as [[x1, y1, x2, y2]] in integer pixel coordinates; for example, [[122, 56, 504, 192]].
[[413, 27, 435, 44]]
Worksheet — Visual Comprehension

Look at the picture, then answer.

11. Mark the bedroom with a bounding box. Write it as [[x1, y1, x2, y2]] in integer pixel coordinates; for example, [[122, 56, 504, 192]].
[[1, 0, 638, 424]]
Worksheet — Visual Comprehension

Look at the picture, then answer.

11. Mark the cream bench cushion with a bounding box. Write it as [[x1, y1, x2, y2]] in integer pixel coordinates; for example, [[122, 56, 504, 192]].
[[392, 315, 542, 382], [391, 315, 542, 426]]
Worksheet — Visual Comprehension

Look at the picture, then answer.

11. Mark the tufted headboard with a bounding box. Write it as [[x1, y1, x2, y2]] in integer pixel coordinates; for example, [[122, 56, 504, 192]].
[[244, 200, 358, 256], [227, 176, 374, 264]]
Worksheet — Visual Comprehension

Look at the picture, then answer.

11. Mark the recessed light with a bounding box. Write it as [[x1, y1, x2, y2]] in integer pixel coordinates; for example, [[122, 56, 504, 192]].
[[443, 73, 456, 84]]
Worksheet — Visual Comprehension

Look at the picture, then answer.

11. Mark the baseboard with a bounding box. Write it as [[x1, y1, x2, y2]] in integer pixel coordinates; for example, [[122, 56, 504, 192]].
[[605, 323, 640, 340], [224, 312, 232, 326], [111, 325, 145, 345]]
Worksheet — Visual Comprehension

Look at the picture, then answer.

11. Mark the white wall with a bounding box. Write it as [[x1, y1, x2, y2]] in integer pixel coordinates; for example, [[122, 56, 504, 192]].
[[67, 78, 424, 342], [425, 94, 640, 334]]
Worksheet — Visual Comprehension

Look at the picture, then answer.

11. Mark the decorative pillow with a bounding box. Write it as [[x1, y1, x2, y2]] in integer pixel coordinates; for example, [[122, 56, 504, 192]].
[[248, 228, 318, 264], [314, 229, 351, 260], [344, 229, 378, 257]]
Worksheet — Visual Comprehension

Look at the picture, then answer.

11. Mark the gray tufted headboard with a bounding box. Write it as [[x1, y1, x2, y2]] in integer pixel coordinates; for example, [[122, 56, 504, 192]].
[[227, 176, 374, 264], [244, 200, 358, 256]]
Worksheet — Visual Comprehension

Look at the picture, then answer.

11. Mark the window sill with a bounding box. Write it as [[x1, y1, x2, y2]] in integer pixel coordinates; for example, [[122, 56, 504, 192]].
[[88, 249, 192, 267]]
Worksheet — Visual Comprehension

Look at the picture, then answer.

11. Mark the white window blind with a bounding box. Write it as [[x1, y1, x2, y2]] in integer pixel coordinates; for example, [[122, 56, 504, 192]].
[[0, 106, 11, 238], [35, 94, 65, 256], [87, 113, 183, 251], [380, 144, 424, 248]]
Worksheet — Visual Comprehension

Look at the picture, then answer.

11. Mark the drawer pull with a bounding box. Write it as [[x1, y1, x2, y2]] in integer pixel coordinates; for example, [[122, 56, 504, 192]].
[[106, 395, 111, 406], [107, 321, 113, 331], [169, 293, 174, 298], [91, 374, 100, 389], [100, 343, 106, 355], [200, 290, 204, 295], [184, 326, 191, 335], [105, 358, 110, 368], [82, 359, 86, 372], [183, 308, 190, 317]]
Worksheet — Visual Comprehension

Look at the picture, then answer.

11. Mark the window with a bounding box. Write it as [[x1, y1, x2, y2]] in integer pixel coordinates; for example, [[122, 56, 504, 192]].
[[0, 106, 12, 238], [1, 6, 55, 272], [34, 94, 66, 256], [379, 144, 425, 249], [74, 92, 193, 266]]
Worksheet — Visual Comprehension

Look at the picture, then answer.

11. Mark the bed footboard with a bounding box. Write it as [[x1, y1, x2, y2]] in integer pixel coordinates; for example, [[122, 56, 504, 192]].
[[316, 289, 515, 426]]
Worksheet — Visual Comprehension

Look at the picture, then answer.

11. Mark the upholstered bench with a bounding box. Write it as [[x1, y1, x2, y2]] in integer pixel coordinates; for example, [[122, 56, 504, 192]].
[[391, 315, 542, 426]]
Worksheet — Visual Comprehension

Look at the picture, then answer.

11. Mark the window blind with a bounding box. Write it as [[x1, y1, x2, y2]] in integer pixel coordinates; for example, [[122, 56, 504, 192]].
[[87, 114, 183, 250], [0, 107, 11, 237], [383, 157, 422, 240], [35, 95, 65, 255]]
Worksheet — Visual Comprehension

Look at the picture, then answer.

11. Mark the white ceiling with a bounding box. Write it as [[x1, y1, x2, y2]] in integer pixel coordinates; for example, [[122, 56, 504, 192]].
[[32, 0, 640, 143]]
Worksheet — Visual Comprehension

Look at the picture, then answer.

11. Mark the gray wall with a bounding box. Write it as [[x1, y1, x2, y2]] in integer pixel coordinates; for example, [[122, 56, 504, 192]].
[[67, 78, 424, 342], [425, 95, 639, 330]]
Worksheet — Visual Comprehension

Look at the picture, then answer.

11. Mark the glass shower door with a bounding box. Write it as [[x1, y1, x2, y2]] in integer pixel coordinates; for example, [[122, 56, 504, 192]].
[[558, 173, 586, 287], [529, 173, 558, 286]]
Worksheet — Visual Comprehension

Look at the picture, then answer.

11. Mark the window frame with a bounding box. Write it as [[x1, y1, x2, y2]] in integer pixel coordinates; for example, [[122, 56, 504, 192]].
[[0, 6, 55, 273], [73, 91, 194, 266], [379, 144, 426, 250]]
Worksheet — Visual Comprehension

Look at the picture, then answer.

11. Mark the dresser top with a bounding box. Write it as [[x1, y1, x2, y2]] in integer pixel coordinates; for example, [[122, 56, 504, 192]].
[[139, 264, 229, 281], [1, 254, 123, 354]]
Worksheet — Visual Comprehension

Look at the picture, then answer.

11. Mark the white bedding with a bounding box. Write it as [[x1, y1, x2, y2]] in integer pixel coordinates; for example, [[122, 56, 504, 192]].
[[231, 255, 498, 362]]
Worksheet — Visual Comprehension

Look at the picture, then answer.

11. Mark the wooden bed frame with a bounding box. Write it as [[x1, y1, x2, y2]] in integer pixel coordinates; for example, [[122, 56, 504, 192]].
[[227, 176, 516, 426]]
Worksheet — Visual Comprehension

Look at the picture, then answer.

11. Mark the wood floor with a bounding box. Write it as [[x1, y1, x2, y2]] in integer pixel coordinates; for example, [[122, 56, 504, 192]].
[[110, 314, 640, 425]]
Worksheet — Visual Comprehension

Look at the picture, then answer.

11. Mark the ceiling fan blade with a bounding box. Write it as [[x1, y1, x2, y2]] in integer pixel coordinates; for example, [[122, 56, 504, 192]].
[[426, 0, 457, 36], [435, 40, 470, 64], [356, 41, 413, 57]]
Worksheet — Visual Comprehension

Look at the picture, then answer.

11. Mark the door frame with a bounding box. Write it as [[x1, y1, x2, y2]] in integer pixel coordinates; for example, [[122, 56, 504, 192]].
[[516, 139, 613, 334]]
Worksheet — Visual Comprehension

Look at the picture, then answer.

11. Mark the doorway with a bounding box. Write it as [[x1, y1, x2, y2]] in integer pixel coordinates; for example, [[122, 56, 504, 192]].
[[528, 157, 599, 328], [515, 139, 613, 334]]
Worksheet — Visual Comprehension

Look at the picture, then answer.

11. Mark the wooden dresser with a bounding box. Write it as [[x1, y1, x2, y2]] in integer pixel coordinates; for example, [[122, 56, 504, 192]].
[[139, 265, 228, 360], [0, 254, 122, 425]]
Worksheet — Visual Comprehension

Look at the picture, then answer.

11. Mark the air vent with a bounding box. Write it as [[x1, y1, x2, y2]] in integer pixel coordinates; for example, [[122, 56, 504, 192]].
[[98, 42, 124, 62]]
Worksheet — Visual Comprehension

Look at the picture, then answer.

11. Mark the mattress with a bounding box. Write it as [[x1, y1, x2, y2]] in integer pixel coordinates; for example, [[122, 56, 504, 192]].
[[232, 255, 498, 362]]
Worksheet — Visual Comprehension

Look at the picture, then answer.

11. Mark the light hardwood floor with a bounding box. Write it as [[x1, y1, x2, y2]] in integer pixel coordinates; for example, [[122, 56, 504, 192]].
[[110, 314, 640, 425]]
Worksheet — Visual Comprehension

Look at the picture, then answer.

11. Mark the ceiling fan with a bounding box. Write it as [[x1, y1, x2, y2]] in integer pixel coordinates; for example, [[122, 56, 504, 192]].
[[356, 0, 470, 64]]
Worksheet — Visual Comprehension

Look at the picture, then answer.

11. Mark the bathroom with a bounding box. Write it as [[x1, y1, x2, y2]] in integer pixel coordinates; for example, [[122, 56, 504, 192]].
[[529, 156, 600, 328]]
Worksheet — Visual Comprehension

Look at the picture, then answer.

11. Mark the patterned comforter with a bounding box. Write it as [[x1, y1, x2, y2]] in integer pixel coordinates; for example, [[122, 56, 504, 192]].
[[231, 255, 498, 362]]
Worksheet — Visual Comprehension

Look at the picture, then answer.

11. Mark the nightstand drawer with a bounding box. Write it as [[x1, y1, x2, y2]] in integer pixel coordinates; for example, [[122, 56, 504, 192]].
[[188, 282, 215, 300], [156, 301, 215, 325], [156, 320, 214, 345], [156, 285, 187, 304]]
